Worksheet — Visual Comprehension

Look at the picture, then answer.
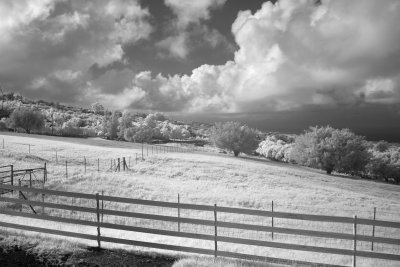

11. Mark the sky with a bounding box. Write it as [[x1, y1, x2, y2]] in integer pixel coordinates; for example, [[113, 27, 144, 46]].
[[1, 0, 400, 141]]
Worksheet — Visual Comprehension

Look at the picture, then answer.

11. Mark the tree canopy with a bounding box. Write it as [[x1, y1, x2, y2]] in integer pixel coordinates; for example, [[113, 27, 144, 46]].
[[210, 121, 259, 157]]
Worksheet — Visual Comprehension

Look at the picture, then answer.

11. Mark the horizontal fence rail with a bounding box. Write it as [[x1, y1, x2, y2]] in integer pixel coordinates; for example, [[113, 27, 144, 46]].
[[0, 184, 399, 266]]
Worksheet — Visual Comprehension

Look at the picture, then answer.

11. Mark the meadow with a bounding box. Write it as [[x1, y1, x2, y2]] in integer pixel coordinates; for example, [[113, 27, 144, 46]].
[[0, 132, 399, 266]]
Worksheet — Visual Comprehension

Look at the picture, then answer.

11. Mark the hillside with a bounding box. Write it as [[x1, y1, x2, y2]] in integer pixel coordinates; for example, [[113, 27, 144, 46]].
[[0, 132, 399, 266]]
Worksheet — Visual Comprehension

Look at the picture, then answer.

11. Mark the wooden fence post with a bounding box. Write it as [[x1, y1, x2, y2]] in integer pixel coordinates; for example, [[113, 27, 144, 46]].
[[96, 193, 101, 249], [353, 215, 357, 267], [214, 203, 218, 258], [41, 192, 45, 214], [43, 163, 47, 183], [141, 142, 144, 160], [65, 160, 68, 178], [29, 171, 32, 188], [371, 207, 376, 251], [101, 191, 104, 223], [178, 194, 181, 232], [10, 165, 13, 188], [123, 157, 126, 171], [118, 158, 121, 172], [272, 201, 274, 240], [18, 180, 22, 212]]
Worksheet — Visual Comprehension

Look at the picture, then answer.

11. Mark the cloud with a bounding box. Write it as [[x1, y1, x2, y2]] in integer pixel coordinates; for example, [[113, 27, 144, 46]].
[[157, 0, 229, 59], [135, 0, 400, 112], [164, 0, 227, 28], [3, 0, 400, 114], [0, 0, 152, 103]]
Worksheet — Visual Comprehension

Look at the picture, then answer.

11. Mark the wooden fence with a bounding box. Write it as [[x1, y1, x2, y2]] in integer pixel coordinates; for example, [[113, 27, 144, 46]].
[[0, 164, 46, 194], [0, 184, 399, 266]]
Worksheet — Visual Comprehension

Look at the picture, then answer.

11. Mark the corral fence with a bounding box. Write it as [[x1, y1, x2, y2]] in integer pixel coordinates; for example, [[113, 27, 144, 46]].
[[0, 164, 47, 194], [0, 137, 197, 175], [0, 184, 399, 267]]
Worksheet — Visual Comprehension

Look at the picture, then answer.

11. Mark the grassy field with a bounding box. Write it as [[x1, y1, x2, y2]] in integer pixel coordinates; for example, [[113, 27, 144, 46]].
[[0, 132, 399, 266]]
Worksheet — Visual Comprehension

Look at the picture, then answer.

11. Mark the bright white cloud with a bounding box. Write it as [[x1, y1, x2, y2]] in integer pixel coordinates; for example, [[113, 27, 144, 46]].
[[0, 0, 152, 102], [129, 0, 400, 112]]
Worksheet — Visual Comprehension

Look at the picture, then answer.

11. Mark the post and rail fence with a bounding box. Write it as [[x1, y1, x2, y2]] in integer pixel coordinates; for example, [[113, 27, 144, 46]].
[[0, 184, 399, 267]]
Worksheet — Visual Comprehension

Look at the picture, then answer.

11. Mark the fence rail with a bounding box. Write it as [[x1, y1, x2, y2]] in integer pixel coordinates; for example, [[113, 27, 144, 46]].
[[0, 184, 399, 266]]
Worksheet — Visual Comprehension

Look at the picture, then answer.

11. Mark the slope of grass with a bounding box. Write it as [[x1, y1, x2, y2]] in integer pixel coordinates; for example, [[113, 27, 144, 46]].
[[0, 132, 399, 266]]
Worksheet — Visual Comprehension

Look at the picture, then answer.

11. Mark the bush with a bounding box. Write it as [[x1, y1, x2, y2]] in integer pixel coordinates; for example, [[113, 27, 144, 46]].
[[210, 121, 259, 157], [8, 108, 44, 134], [257, 135, 294, 162], [291, 126, 370, 175]]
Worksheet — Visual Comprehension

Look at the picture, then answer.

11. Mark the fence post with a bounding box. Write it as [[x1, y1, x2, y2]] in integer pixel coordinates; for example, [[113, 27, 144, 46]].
[[371, 207, 376, 251], [178, 194, 181, 232], [128, 157, 131, 168], [43, 163, 47, 183], [96, 193, 101, 249], [18, 180, 22, 212], [101, 191, 104, 223], [2, 138, 4, 149], [29, 171, 32, 188], [10, 165, 13, 188], [353, 215, 357, 267], [123, 157, 126, 171], [110, 159, 112, 170], [118, 158, 121, 172], [84, 157, 86, 173], [98, 158, 100, 172], [141, 142, 144, 160], [41, 193, 45, 214], [214, 203, 218, 258], [272, 201, 274, 240], [65, 160, 68, 178]]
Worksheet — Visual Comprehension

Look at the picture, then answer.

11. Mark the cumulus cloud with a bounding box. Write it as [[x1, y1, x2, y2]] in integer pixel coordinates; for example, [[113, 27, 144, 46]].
[[2, 0, 400, 114], [0, 0, 152, 103], [157, 0, 229, 59], [131, 0, 400, 112]]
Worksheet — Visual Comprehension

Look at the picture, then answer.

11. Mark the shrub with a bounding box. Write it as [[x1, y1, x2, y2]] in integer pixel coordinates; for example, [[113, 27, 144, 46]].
[[257, 135, 294, 162], [8, 108, 44, 134], [210, 121, 259, 157]]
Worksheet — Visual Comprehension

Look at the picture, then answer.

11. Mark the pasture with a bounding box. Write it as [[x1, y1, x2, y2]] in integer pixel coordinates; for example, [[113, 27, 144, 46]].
[[0, 132, 399, 266]]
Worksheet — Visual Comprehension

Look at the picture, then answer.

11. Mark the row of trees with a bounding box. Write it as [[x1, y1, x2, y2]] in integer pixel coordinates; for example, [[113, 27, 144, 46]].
[[257, 126, 400, 183], [102, 110, 192, 142]]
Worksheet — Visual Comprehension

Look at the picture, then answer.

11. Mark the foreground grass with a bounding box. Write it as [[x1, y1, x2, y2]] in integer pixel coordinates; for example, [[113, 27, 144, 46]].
[[0, 132, 399, 266]]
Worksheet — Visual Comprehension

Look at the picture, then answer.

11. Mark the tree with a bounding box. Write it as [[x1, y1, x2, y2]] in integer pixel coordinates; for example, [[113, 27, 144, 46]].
[[210, 121, 259, 157], [119, 110, 136, 139], [91, 102, 104, 115], [8, 108, 44, 134], [124, 125, 153, 143], [109, 111, 119, 139], [291, 126, 370, 175]]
